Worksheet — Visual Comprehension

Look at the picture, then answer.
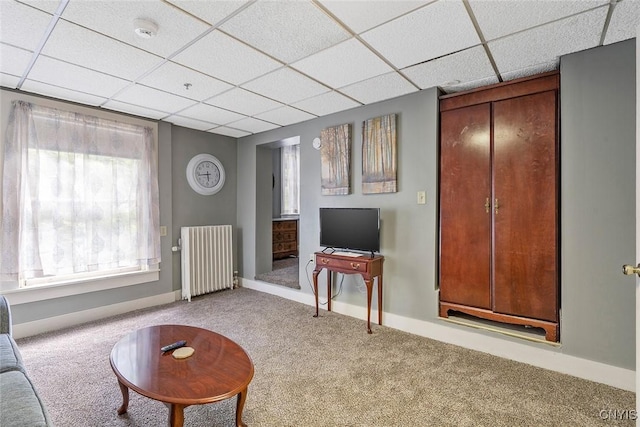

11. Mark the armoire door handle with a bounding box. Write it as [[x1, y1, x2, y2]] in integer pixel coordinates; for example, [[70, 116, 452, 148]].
[[495, 199, 500, 214], [485, 198, 491, 213]]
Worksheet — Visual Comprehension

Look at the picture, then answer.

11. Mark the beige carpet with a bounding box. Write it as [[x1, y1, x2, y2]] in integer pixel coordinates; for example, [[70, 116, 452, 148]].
[[254, 257, 300, 289], [16, 288, 635, 426]]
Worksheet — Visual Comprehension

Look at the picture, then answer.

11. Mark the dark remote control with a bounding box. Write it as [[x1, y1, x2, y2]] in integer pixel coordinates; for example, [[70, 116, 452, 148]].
[[161, 340, 187, 352]]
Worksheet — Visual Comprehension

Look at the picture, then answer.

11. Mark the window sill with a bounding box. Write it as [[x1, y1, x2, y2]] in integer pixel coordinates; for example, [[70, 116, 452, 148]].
[[2, 269, 160, 305]]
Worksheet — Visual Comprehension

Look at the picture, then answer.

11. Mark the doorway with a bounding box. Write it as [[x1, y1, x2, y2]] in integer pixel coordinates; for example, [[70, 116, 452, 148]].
[[254, 136, 300, 289]]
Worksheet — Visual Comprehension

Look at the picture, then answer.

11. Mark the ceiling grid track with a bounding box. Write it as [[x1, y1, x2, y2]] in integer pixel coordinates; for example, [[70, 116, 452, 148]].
[[462, 0, 503, 84], [17, 0, 70, 89], [598, 0, 618, 46], [311, 0, 421, 91]]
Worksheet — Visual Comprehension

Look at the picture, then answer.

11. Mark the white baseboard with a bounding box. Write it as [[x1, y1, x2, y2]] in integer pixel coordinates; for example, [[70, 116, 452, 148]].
[[241, 278, 635, 392], [12, 291, 179, 339]]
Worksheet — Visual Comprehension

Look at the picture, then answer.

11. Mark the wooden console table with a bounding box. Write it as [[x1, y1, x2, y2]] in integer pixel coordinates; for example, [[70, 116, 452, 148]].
[[312, 252, 384, 334]]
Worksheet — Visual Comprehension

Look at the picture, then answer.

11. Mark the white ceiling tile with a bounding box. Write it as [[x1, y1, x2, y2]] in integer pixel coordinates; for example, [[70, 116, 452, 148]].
[[139, 61, 233, 101], [60, 0, 210, 58], [254, 106, 316, 126], [166, 0, 251, 26], [469, 0, 608, 42], [172, 30, 281, 85], [489, 7, 608, 76], [113, 84, 197, 113], [206, 88, 284, 116], [402, 46, 496, 90], [19, 1, 60, 14], [360, 0, 480, 69], [208, 126, 251, 138], [339, 71, 417, 104], [500, 61, 558, 83], [21, 79, 108, 106], [227, 117, 280, 134], [242, 67, 330, 104], [0, 43, 32, 76], [0, 1, 52, 50], [291, 38, 393, 88], [319, 0, 430, 34], [292, 91, 360, 117], [179, 102, 245, 125], [164, 115, 217, 131], [42, 20, 163, 80], [604, 0, 640, 45], [221, 0, 350, 63], [102, 100, 169, 120], [26, 56, 130, 98], [1, 72, 23, 89]]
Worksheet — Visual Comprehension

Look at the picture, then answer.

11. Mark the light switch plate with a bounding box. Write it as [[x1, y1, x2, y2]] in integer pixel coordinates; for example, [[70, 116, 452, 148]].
[[417, 191, 426, 205], [160, 226, 167, 236]]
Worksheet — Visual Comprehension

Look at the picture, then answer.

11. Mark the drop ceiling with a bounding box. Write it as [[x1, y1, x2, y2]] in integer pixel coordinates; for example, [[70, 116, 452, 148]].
[[1, 0, 638, 138]]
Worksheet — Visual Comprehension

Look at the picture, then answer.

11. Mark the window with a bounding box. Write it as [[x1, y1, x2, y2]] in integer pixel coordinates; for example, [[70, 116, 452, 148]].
[[1, 101, 160, 290], [280, 144, 299, 216]]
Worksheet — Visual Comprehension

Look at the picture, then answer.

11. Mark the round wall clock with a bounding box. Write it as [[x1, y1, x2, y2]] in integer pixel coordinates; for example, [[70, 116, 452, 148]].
[[186, 153, 225, 195]]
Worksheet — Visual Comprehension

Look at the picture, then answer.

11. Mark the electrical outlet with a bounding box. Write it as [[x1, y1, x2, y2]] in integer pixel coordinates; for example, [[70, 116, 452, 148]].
[[309, 253, 315, 262]]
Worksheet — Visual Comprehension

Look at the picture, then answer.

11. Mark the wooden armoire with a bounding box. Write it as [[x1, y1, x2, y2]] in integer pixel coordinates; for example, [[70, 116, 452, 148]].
[[438, 72, 559, 342]]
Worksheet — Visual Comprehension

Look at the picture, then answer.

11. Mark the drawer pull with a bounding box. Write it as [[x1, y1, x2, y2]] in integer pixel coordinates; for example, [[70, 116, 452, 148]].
[[350, 263, 360, 270], [321, 258, 330, 264]]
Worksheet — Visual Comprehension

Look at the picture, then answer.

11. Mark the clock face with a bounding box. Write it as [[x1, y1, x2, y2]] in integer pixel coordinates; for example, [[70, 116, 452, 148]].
[[195, 161, 220, 188], [186, 154, 225, 195]]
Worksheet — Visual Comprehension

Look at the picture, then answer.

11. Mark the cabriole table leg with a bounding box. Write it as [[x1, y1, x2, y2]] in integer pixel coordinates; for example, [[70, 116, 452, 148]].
[[236, 388, 249, 427], [116, 380, 129, 415]]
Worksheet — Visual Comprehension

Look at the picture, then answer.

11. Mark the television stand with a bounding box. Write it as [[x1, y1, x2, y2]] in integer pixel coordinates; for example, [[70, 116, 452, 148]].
[[312, 252, 385, 334]]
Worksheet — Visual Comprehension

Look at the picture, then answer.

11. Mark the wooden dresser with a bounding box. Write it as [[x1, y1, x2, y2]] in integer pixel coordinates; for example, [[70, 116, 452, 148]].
[[272, 218, 298, 260]]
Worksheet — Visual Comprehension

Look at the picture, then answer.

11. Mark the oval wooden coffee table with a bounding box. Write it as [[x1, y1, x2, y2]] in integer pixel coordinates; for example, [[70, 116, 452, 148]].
[[110, 324, 254, 427]]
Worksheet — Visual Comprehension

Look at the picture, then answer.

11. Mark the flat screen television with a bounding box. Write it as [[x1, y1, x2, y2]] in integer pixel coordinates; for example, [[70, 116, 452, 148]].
[[319, 207, 380, 254]]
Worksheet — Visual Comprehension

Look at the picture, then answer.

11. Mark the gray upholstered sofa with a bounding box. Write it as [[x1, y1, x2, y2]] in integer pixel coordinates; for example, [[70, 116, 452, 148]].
[[0, 295, 52, 426]]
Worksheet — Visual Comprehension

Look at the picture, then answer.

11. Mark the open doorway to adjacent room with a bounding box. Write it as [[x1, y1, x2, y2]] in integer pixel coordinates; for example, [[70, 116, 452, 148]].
[[254, 136, 300, 289]]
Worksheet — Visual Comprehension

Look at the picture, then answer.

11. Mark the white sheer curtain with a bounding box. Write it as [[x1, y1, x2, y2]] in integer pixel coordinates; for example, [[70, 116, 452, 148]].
[[281, 144, 300, 215], [1, 101, 160, 288]]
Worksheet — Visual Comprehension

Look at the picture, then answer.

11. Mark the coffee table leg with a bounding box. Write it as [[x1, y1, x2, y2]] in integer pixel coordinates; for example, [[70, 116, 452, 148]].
[[236, 388, 248, 427], [116, 380, 129, 415], [168, 404, 185, 427]]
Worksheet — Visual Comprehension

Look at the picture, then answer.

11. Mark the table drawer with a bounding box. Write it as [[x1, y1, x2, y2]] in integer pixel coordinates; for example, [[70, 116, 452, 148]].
[[315, 255, 369, 274]]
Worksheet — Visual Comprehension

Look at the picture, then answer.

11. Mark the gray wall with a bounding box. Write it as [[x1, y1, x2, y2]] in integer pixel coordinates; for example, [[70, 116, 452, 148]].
[[236, 40, 636, 370], [169, 125, 238, 288], [237, 87, 440, 320]]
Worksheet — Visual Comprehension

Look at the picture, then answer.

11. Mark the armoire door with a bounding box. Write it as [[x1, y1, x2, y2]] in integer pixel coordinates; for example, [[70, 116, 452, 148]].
[[492, 90, 559, 322], [439, 103, 492, 309]]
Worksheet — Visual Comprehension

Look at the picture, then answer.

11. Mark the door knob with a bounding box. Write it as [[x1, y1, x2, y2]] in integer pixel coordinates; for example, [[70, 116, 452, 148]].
[[622, 264, 640, 276]]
